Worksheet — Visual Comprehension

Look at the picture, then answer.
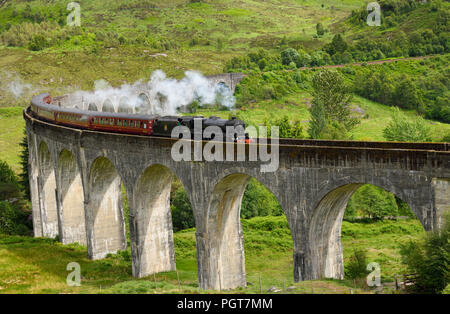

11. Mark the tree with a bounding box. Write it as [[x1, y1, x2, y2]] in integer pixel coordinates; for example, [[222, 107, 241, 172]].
[[308, 101, 327, 139], [345, 249, 370, 280], [316, 23, 325, 36], [263, 116, 304, 139], [0, 160, 20, 201], [241, 178, 282, 219], [400, 213, 450, 294], [0, 201, 30, 235], [346, 185, 399, 220], [308, 69, 359, 139], [19, 130, 30, 201], [383, 107, 431, 142], [171, 187, 195, 232], [0, 160, 31, 235], [394, 76, 423, 110], [281, 48, 300, 67], [324, 34, 348, 56], [297, 49, 312, 67]]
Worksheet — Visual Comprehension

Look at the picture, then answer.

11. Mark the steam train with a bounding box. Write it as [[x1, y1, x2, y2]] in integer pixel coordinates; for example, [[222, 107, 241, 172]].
[[29, 93, 251, 142]]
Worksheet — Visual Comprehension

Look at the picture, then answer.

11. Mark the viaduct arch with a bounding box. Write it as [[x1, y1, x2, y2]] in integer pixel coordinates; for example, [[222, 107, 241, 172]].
[[24, 108, 450, 290]]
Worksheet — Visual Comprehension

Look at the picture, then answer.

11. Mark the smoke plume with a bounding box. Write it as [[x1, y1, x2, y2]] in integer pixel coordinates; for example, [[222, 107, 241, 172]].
[[0, 71, 37, 100], [75, 70, 236, 115]]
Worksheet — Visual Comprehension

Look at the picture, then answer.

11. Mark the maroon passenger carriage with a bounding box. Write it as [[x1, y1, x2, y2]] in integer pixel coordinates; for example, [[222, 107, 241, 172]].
[[30, 93, 158, 136]]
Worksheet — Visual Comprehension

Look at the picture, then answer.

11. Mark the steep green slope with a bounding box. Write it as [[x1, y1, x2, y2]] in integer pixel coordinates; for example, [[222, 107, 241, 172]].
[[0, 0, 366, 106], [0, 216, 425, 294]]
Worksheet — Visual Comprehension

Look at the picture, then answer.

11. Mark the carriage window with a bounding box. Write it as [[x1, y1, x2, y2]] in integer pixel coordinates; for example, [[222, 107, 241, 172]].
[[110, 119, 114, 126], [118, 120, 122, 126], [144, 123, 147, 129]]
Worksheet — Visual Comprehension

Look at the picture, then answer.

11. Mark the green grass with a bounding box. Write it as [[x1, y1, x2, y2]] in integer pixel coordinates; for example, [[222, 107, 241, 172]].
[[192, 91, 450, 141], [0, 107, 25, 173], [0, 216, 424, 294], [0, 0, 367, 107]]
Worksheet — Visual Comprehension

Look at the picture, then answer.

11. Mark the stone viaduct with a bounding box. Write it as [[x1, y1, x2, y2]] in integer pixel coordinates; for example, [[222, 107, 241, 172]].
[[206, 73, 245, 93], [24, 102, 449, 291]]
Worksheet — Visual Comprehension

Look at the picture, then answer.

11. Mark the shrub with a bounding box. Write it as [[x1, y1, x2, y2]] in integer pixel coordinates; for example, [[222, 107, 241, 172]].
[[0, 160, 20, 201], [442, 133, 450, 143], [316, 23, 325, 36], [345, 248, 370, 280], [383, 107, 431, 142], [263, 116, 304, 139], [0, 201, 30, 235], [399, 213, 450, 294], [28, 34, 48, 51]]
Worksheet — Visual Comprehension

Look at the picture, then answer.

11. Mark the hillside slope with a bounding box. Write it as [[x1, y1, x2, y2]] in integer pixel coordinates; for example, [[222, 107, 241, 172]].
[[0, 0, 365, 106]]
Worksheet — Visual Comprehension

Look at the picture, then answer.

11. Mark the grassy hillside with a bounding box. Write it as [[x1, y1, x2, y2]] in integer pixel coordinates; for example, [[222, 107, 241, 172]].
[[1, 0, 448, 109], [0, 216, 425, 294], [0, 0, 366, 107], [0, 107, 24, 172]]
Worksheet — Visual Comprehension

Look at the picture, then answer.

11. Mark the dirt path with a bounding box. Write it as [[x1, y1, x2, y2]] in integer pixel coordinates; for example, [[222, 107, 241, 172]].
[[299, 55, 430, 71]]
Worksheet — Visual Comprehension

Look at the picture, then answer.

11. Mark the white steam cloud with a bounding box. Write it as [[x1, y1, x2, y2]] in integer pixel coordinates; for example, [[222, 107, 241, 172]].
[[75, 70, 236, 115], [0, 71, 37, 100]]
